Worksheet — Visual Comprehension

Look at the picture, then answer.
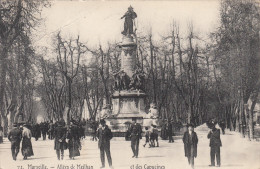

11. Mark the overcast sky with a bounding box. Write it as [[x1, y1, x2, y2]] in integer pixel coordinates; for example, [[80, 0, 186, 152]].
[[33, 0, 221, 49]]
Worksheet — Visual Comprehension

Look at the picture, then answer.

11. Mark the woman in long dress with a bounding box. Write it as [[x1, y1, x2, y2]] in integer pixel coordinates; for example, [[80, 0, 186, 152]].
[[67, 122, 81, 160], [22, 124, 34, 160]]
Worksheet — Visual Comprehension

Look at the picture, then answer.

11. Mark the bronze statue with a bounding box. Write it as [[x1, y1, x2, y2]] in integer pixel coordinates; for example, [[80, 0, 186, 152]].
[[129, 68, 145, 91], [121, 6, 137, 36]]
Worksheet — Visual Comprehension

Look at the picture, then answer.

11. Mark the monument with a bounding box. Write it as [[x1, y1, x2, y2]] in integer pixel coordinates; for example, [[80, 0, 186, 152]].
[[103, 6, 159, 134]]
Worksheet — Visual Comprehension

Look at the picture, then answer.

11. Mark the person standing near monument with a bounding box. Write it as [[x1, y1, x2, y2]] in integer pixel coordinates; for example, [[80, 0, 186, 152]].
[[8, 123, 22, 160], [97, 119, 113, 169], [207, 120, 222, 167], [129, 117, 142, 158], [183, 124, 198, 169]]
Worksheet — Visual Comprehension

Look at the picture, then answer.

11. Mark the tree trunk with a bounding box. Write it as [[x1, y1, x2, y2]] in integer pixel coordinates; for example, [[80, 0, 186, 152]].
[[249, 100, 256, 140], [0, 47, 8, 136]]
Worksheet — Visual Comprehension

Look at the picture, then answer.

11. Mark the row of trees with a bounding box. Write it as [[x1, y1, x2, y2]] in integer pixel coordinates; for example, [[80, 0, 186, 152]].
[[0, 0, 48, 135]]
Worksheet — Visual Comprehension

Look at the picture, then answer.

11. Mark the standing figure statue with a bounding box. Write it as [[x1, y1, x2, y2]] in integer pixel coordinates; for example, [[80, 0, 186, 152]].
[[121, 6, 137, 36]]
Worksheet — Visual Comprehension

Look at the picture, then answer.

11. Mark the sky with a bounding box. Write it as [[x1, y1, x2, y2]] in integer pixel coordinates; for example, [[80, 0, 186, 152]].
[[33, 0, 221, 50]]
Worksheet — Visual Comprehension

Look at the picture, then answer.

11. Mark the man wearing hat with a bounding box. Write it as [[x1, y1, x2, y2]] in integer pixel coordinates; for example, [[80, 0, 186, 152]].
[[8, 123, 22, 160], [207, 120, 222, 167], [54, 121, 67, 160], [129, 117, 142, 158], [97, 119, 113, 169], [183, 123, 198, 169]]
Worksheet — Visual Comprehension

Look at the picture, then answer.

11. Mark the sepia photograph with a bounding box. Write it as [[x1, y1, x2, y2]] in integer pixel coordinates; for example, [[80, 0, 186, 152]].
[[0, 0, 260, 169]]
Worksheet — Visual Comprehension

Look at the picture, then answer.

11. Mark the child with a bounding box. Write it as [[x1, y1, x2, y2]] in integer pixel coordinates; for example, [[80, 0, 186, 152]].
[[150, 125, 159, 147], [143, 127, 150, 147]]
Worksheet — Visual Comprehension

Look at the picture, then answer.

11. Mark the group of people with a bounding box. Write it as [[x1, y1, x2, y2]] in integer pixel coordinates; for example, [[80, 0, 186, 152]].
[[143, 125, 159, 148], [8, 123, 34, 160], [183, 120, 222, 169], [7, 119, 86, 161], [5, 117, 223, 169]]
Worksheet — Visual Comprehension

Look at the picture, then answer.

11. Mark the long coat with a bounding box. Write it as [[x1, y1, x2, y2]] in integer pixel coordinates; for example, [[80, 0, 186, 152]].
[[54, 126, 67, 150], [21, 127, 34, 157], [67, 125, 80, 157], [207, 128, 222, 147], [97, 125, 113, 148], [8, 127, 22, 145], [183, 131, 198, 158]]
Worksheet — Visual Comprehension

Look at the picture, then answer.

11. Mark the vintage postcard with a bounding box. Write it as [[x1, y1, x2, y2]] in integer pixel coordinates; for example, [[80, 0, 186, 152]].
[[0, 0, 260, 169]]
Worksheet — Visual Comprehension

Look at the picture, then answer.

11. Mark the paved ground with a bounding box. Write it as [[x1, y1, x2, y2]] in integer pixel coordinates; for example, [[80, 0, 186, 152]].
[[0, 124, 260, 169]]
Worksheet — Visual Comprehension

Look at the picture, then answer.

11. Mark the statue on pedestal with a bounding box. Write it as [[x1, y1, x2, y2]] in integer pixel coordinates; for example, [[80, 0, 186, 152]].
[[121, 6, 137, 36]]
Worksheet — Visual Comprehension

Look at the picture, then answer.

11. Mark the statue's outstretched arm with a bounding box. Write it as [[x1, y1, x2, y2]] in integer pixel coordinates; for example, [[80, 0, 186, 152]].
[[121, 14, 126, 19]]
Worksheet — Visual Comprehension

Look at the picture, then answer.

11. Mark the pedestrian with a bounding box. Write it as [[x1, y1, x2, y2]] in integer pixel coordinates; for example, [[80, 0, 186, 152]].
[[92, 121, 98, 141], [34, 123, 41, 141], [8, 123, 22, 160], [129, 117, 142, 158], [183, 123, 198, 169], [150, 125, 159, 147], [21, 124, 34, 160], [218, 120, 226, 135], [143, 127, 150, 147], [54, 121, 67, 160], [41, 122, 48, 140], [0, 125, 3, 143], [48, 121, 54, 140], [167, 121, 174, 143], [208, 120, 222, 167], [97, 119, 113, 169], [67, 121, 81, 160]]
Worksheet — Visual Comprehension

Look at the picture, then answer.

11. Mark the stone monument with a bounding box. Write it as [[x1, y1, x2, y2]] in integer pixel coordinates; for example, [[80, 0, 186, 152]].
[[104, 6, 159, 134]]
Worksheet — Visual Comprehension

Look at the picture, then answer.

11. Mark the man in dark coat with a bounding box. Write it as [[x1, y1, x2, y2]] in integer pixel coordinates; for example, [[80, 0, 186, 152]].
[[167, 121, 174, 143], [129, 117, 142, 158], [54, 121, 67, 160], [183, 124, 198, 169], [208, 120, 222, 167], [97, 119, 113, 169], [8, 123, 22, 160], [48, 121, 54, 140]]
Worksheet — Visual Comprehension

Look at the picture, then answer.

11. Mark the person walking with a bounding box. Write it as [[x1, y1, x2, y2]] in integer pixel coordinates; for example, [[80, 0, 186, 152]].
[[208, 120, 222, 167], [0, 125, 3, 143], [54, 121, 67, 160], [150, 125, 159, 147], [167, 121, 174, 143], [49, 121, 55, 140], [143, 127, 150, 147], [183, 124, 198, 169], [21, 124, 34, 160], [129, 117, 142, 158], [8, 123, 22, 160], [67, 121, 81, 160], [97, 119, 113, 169]]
